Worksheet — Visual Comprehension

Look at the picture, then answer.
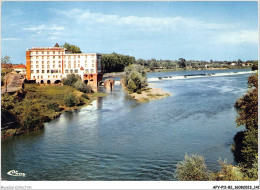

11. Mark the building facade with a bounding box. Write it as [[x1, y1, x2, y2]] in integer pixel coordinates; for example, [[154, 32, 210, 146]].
[[26, 45, 103, 87]]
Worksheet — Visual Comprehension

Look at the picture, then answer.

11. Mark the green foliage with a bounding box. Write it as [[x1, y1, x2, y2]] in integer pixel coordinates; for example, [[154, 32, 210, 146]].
[[101, 52, 136, 73], [241, 128, 258, 167], [178, 58, 186, 68], [73, 80, 92, 93], [62, 42, 81, 53], [21, 106, 44, 131], [236, 74, 258, 130], [213, 160, 244, 181], [175, 154, 211, 181], [123, 64, 148, 93], [47, 103, 60, 112], [62, 74, 81, 86], [81, 93, 89, 100], [243, 157, 258, 180], [64, 91, 78, 107], [252, 62, 258, 71]]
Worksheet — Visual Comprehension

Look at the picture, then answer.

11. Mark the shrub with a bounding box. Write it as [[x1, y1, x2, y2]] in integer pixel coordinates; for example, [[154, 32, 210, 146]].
[[123, 64, 147, 93], [47, 103, 60, 112], [64, 92, 78, 107], [81, 93, 90, 100], [21, 107, 44, 131], [213, 160, 244, 181], [73, 80, 92, 93], [62, 74, 81, 86], [175, 154, 211, 181]]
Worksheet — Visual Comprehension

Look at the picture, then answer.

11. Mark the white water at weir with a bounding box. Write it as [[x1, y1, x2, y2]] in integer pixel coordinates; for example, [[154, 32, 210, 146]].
[[147, 71, 256, 82]]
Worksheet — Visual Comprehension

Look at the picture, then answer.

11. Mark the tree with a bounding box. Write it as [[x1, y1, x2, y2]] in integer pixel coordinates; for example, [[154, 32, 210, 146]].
[[1, 55, 12, 93], [178, 58, 186, 69], [233, 73, 258, 168], [123, 64, 147, 93], [62, 42, 81, 53], [175, 154, 211, 181]]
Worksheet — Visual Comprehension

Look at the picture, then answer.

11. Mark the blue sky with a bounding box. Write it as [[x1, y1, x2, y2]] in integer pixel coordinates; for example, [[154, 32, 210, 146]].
[[1, 1, 258, 64]]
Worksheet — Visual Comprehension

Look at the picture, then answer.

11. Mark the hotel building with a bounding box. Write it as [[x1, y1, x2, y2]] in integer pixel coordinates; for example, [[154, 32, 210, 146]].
[[26, 44, 103, 87]]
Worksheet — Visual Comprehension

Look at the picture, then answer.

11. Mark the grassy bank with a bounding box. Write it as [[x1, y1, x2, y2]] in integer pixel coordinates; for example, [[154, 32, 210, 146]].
[[1, 83, 106, 139]]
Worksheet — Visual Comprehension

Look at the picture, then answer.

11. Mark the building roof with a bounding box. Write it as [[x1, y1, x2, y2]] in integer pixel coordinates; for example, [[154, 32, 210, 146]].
[[12, 64, 26, 69]]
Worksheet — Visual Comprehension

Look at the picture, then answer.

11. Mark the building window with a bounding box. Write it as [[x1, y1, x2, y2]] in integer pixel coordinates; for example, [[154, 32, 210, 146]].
[[78, 64, 80, 67], [92, 55, 94, 58], [74, 64, 76, 68], [85, 69, 89, 73], [53, 64, 55, 68], [70, 69, 73, 73], [42, 56, 44, 59], [75, 69, 78, 73], [36, 61, 39, 64], [37, 76, 39, 79], [85, 60, 87, 63], [53, 56, 55, 59], [59, 61, 61, 63], [59, 56, 61, 59], [36, 56, 38, 59], [36, 65, 39, 68], [68, 64, 71, 68], [31, 70, 34, 74], [47, 51, 49, 54], [92, 64, 94, 67], [64, 61, 66, 63], [65, 70, 69, 74], [42, 70, 45, 73], [48, 75, 50, 78], [47, 61, 50, 64], [42, 61, 44, 64], [53, 61, 55, 63], [36, 51, 38, 54], [91, 69, 94, 73], [47, 65, 50, 69], [47, 70, 50, 73], [85, 64, 87, 67], [41, 76, 43, 79], [74, 60, 76, 63], [37, 70, 39, 73], [42, 51, 44, 54], [78, 55, 80, 58], [53, 51, 55, 54], [74, 55, 76, 59], [58, 70, 61, 73], [60, 75, 62, 78], [42, 65, 44, 69], [92, 60, 94, 63], [64, 64, 66, 68], [85, 55, 87, 58], [78, 60, 80, 63]]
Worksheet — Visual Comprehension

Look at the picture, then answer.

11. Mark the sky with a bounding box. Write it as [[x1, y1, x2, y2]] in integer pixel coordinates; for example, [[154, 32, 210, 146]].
[[1, 1, 258, 64]]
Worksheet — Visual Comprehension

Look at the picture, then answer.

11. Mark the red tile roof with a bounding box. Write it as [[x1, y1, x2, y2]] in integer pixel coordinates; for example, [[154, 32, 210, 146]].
[[12, 64, 26, 69]]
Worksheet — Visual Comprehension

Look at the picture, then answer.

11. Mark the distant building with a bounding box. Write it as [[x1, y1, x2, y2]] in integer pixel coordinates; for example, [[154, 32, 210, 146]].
[[12, 64, 26, 75], [26, 44, 103, 88], [231, 63, 236, 66]]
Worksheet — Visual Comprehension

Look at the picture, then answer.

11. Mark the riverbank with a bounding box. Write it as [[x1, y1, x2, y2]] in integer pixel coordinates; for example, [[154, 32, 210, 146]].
[[129, 85, 171, 103], [1, 84, 107, 140], [103, 67, 251, 77]]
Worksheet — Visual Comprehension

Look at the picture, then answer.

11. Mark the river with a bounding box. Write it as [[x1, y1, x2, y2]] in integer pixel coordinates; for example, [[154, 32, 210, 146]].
[[1, 69, 254, 181]]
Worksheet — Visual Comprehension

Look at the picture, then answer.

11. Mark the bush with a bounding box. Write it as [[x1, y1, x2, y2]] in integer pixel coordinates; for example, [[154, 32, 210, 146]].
[[81, 94, 90, 100], [62, 74, 81, 86], [213, 160, 244, 181], [64, 92, 78, 107], [123, 64, 147, 93], [175, 154, 211, 181], [47, 103, 60, 112], [21, 107, 44, 131], [73, 80, 92, 93]]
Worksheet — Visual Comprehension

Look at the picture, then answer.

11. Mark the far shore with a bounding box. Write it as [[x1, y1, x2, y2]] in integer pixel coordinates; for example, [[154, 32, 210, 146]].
[[103, 67, 251, 78]]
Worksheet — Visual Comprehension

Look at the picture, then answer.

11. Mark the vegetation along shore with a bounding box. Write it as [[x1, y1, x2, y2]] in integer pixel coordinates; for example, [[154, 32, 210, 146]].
[[1, 74, 106, 139]]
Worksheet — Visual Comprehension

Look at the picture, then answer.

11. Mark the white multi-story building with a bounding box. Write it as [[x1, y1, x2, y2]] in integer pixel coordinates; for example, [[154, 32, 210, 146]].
[[26, 44, 103, 87]]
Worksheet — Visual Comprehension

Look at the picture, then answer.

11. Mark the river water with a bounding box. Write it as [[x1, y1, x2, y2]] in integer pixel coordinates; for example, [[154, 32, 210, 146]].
[[1, 69, 254, 181]]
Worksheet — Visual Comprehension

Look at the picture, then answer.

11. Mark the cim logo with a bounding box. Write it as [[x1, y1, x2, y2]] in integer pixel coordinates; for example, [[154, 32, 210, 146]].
[[7, 170, 26, 177]]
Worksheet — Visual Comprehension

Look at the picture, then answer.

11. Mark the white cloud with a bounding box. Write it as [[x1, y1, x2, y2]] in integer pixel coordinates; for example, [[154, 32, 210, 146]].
[[218, 30, 258, 44], [53, 8, 233, 31], [2, 38, 20, 41], [22, 25, 64, 31]]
